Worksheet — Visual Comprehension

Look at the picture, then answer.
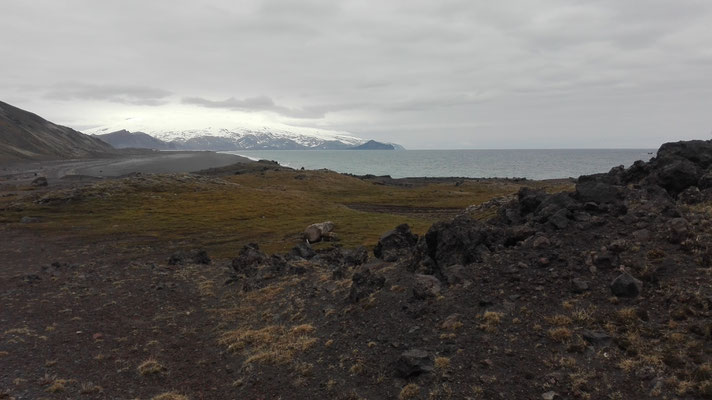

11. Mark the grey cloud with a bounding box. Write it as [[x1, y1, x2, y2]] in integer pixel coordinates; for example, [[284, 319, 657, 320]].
[[182, 96, 328, 119], [1, 1, 712, 148], [45, 83, 172, 106]]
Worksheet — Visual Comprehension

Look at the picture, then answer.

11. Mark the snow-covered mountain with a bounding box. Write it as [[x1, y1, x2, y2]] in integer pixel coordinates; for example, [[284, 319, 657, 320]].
[[85, 116, 367, 150]]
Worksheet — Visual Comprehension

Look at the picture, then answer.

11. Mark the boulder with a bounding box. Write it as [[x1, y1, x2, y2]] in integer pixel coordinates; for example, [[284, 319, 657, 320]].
[[575, 181, 621, 204], [668, 218, 690, 244], [373, 224, 418, 261], [344, 246, 368, 266], [421, 216, 498, 268], [593, 251, 618, 269], [531, 235, 550, 249], [504, 225, 536, 246], [571, 278, 589, 293], [655, 139, 712, 169], [347, 268, 386, 303], [231, 243, 266, 275], [678, 186, 702, 204], [546, 209, 570, 229], [443, 264, 467, 286], [632, 229, 651, 242], [393, 349, 433, 378], [698, 172, 712, 190], [291, 242, 315, 259], [655, 159, 701, 195], [31, 176, 48, 187], [582, 330, 613, 346], [168, 249, 211, 265], [303, 221, 335, 243], [517, 187, 547, 214], [412, 274, 442, 299], [610, 273, 643, 298]]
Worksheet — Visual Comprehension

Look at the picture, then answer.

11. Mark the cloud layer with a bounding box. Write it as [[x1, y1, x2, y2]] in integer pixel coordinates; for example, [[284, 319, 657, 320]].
[[1, 0, 711, 148]]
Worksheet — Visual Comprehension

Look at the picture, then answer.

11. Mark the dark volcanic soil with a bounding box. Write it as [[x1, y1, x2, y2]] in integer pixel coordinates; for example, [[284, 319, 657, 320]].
[[0, 151, 249, 188], [1, 140, 712, 400]]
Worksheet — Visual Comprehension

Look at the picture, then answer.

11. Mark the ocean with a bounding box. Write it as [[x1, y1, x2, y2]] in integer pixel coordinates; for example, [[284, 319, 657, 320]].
[[224, 149, 656, 180]]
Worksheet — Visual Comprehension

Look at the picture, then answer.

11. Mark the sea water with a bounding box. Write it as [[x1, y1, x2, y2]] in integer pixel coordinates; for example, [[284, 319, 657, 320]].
[[225, 149, 655, 180]]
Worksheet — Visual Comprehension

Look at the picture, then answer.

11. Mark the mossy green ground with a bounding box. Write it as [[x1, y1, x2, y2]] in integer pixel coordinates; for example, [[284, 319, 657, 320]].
[[0, 170, 570, 256]]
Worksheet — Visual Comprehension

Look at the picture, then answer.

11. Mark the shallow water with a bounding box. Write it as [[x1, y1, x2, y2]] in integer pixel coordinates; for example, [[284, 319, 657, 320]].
[[225, 149, 655, 180]]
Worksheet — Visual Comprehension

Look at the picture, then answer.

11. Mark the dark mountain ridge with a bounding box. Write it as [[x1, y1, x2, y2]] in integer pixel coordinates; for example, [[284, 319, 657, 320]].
[[93, 129, 177, 150], [349, 139, 396, 150], [0, 100, 116, 162]]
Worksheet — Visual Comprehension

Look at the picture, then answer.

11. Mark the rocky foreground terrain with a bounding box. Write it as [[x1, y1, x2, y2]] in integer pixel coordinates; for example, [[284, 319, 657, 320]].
[[1, 140, 711, 399]]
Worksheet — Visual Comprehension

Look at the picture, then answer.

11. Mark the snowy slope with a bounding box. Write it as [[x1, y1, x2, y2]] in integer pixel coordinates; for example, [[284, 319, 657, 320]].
[[85, 115, 365, 150]]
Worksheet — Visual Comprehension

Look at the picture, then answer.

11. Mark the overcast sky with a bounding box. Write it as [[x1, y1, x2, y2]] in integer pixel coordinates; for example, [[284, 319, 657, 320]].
[[2, 0, 711, 149]]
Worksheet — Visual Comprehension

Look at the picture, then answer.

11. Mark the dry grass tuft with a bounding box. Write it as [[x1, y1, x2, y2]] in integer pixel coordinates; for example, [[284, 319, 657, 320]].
[[151, 392, 189, 400], [138, 358, 165, 375], [80, 382, 103, 394], [45, 379, 71, 393], [435, 357, 451, 370], [350, 362, 366, 376], [547, 314, 572, 326], [548, 327, 573, 343], [478, 311, 504, 333], [617, 307, 639, 324], [220, 323, 317, 366], [399, 383, 420, 400]]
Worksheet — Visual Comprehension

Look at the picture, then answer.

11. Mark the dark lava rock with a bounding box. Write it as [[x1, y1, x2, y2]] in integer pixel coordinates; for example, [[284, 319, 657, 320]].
[[344, 246, 368, 266], [582, 330, 613, 347], [443, 264, 466, 286], [348, 268, 386, 303], [632, 229, 651, 242], [530, 235, 550, 249], [31, 176, 48, 187], [698, 172, 712, 190], [678, 186, 702, 204], [655, 159, 701, 195], [575, 181, 621, 204], [571, 278, 589, 293], [518, 187, 547, 214], [611, 273, 643, 298], [593, 251, 618, 269], [168, 249, 211, 265], [22, 274, 41, 284], [656, 139, 712, 169], [668, 218, 690, 244], [393, 349, 433, 378], [291, 242, 316, 259], [421, 216, 498, 268], [374, 224, 418, 262], [546, 209, 570, 229], [412, 274, 442, 300], [231, 243, 266, 275]]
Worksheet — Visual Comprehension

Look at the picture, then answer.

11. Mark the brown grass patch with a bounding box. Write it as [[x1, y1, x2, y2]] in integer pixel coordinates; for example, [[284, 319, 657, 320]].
[[138, 358, 165, 375], [478, 311, 504, 333], [151, 393, 189, 400], [548, 327, 573, 343], [220, 324, 317, 366], [435, 357, 451, 370], [399, 383, 420, 400]]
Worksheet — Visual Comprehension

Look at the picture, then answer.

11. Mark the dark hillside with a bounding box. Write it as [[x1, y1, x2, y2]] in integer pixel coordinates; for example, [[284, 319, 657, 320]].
[[0, 100, 116, 161]]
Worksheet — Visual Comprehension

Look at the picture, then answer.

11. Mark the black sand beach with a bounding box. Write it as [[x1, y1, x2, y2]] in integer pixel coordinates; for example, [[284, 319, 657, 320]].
[[0, 151, 250, 186]]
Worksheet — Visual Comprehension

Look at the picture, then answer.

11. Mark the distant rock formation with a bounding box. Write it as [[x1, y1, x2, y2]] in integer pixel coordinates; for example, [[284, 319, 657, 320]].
[[349, 140, 396, 150], [0, 100, 116, 161], [94, 130, 177, 150]]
